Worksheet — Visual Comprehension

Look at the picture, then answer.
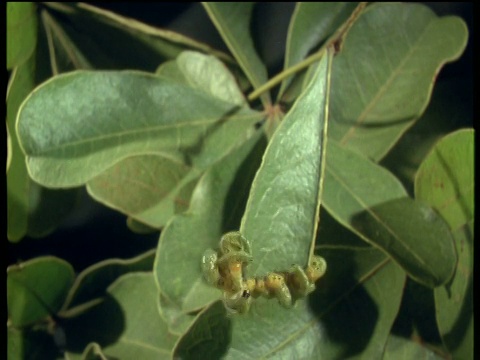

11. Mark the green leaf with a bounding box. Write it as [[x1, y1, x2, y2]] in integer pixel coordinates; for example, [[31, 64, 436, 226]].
[[17, 70, 263, 187], [202, 2, 271, 106], [383, 335, 445, 359], [7, 256, 75, 327], [323, 139, 408, 228], [157, 294, 196, 337], [87, 155, 199, 228], [42, 2, 233, 72], [7, 2, 38, 69], [155, 130, 266, 313], [415, 129, 474, 230], [62, 250, 156, 311], [173, 301, 231, 359], [434, 221, 473, 359], [278, 2, 358, 100], [64, 273, 177, 359], [182, 48, 333, 360], [155, 60, 188, 83], [86, 51, 250, 228], [329, 2, 468, 160], [177, 51, 246, 106], [350, 197, 456, 288], [240, 50, 332, 275]]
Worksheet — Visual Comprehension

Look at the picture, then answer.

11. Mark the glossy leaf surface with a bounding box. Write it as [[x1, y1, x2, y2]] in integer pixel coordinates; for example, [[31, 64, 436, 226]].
[[240, 51, 331, 276]]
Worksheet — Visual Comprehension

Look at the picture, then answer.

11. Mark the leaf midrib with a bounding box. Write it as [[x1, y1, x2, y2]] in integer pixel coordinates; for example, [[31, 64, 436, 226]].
[[339, 14, 436, 147], [325, 163, 437, 278], [26, 113, 260, 155]]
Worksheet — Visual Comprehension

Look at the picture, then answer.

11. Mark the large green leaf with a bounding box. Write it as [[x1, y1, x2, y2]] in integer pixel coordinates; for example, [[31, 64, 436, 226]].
[[7, 2, 38, 69], [415, 129, 474, 230], [17, 70, 263, 187], [433, 221, 473, 359], [41, 2, 233, 72], [323, 142, 456, 287], [178, 48, 334, 360], [278, 2, 358, 100], [87, 155, 199, 228], [85, 51, 250, 228], [155, 130, 266, 313], [323, 140, 407, 224], [61, 250, 156, 311], [64, 273, 178, 359], [202, 2, 271, 106], [329, 2, 468, 160], [7, 257, 75, 327], [240, 50, 332, 276]]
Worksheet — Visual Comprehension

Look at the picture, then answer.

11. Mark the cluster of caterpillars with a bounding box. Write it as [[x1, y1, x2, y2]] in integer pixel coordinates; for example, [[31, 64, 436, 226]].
[[201, 231, 327, 314]]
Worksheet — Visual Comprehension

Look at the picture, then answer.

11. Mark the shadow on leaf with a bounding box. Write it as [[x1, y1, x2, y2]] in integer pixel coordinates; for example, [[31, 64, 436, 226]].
[[308, 248, 379, 359], [61, 294, 125, 354]]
